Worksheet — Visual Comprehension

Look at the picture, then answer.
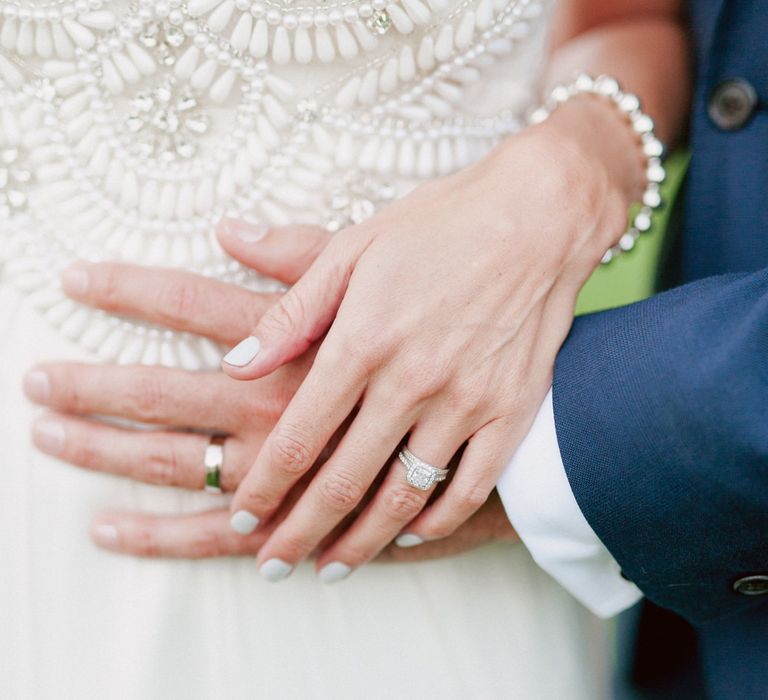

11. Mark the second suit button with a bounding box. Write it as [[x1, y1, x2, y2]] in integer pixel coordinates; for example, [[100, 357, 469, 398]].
[[709, 78, 758, 131], [732, 574, 768, 596]]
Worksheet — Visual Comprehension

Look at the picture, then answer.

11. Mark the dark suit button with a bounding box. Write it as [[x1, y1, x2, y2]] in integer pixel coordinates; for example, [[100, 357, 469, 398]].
[[733, 575, 768, 596], [709, 79, 758, 131]]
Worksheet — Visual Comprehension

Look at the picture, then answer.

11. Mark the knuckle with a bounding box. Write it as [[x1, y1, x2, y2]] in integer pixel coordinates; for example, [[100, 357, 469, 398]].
[[131, 526, 161, 557], [334, 541, 371, 568], [123, 373, 167, 421], [157, 277, 201, 323], [270, 426, 314, 477], [317, 469, 364, 512], [240, 489, 274, 515], [274, 532, 313, 562], [459, 483, 490, 511], [263, 292, 306, 338], [144, 439, 183, 485], [426, 520, 456, 540], [382, 486, 426, 521], [70, 441, 103, 470], [397, 361, 449, 404], [189, 529, 227, 558], [91, 263, 122, 306]]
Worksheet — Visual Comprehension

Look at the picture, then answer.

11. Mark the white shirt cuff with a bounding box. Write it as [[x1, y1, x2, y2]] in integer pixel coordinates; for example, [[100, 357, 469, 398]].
[[497, 389, 643, 618]]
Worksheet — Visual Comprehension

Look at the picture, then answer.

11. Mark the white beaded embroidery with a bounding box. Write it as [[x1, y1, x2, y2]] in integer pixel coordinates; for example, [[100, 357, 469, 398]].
[[0, 0, 555, 368]]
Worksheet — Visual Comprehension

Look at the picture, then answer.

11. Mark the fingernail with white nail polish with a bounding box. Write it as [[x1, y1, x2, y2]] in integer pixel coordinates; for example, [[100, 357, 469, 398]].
[[395, 533, 424, 548], [260, 558, 293, 582], [24, 370, 51, 403], [225, 219, 270, 243], [92, 523, 119, 549], [61, 264, 90, 296], [32, 419, 65, 455], [222, 336, 261, 367], [230, 510, 260, 535], [318, 562, 352, 584]]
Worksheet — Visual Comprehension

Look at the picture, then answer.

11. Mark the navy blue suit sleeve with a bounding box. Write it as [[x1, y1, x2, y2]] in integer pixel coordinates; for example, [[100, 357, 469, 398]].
[[554, 267, 768, 624]]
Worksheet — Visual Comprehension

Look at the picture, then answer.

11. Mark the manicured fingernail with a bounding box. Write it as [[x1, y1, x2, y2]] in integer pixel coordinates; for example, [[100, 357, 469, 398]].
[[23, 370, 50, 402], [222, 336, 261, 367], [259, 558, 293, 582], [92, 523, 119, 549], [318, 562, 352, 584], [395, 533, 424, 548], [230, 510, 260, 535], [61, 263, 90, 296], [221, 218, 269, 243], [32, 419, 65, 455]]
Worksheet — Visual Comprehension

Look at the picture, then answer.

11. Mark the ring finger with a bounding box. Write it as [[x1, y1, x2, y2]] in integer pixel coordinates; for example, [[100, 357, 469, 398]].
[[313, 416, 470, 582], [32, 412, 255, 491]]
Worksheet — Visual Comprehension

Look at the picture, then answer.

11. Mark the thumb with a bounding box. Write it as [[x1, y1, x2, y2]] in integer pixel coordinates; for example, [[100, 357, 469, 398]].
[[221, 226, 369, 380], [217, 219, 330, 285]]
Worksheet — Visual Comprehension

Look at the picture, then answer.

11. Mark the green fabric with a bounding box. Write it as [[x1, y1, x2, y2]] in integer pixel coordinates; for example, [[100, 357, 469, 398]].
[[575, 151, 690, 315]]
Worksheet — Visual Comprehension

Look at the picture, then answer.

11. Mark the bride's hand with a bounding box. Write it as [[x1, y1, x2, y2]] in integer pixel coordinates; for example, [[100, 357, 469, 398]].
[[23, 224, 331, 557], [220, 99, 644, 579]]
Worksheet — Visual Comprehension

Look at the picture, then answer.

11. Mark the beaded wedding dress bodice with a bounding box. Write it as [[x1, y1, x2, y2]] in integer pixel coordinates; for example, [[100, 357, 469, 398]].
[[0, 0, 554, 369]]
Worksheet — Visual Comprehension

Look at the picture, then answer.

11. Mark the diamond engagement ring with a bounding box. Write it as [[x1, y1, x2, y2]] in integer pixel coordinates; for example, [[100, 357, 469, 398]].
[[398, 447, 450, 491], [204, 435, 226, 493]]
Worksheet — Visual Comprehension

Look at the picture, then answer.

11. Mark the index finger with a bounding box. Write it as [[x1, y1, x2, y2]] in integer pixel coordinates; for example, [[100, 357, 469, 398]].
[[61, 261, 276, 346]]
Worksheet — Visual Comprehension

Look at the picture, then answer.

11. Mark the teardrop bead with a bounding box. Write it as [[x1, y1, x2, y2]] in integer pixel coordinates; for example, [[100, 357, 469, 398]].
[[417, 36, 435, 70], [315, 27, 335, 63], [217, 164, 235, 201], [352, 22, 378, 51], [230, 13, 252, 51], [188, 0, 222, 17], [195, 177, 214, 214], [437, 138, 453, 174], [120, 171, 139, 209], [176, 182, 195, 219], [376, 138, 396, 174], [401, 0, 432, 25], [190, 58, 218, 90], [17, 21, 34, 56], [126, 42, 156, 76], [358, 137, 380, 171], [379, 58, 399, 93], [399, 45, 416, 81], [62, 19, 95, 49], [335, 23, 358, 60], [247, 132, 268, 167], [113, 51, 140, 83], [335, 131, 356, 168], [294, 27, 313, 64], [101, 58, 124, 94], [265, 74, 295, 100], [174, 45, 200, 79], [272, 26, 291, 64], [51, 22, 74, 58], [417, 140, 435, 178], [434, 24, 454, 61], [249, 19, 268, 58], [455, 11, 475, 49], [140, 180, 159, 217], [422, 93, 452, 117], [208, 0, 235, 32], [476, 0, 494, 29], [34, 21, 54, 58], [158, 183, 177, 221], [78, 11, 116, 31], [1, 18, 18, 51], [335, 76, 361, 109], [209, 68, 236, 103], [358, 68, 379, 105], [256, 114, 280, 149], [397, 139, 416, 176], [263, 94, 290, 129], [426, 0, 448, 11], [117, 336, 146, 365], [387, 5, 414, 33]]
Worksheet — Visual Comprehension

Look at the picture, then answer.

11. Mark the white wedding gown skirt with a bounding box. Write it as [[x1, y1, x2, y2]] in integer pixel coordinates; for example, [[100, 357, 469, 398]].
[[0, 0, 608, 696]]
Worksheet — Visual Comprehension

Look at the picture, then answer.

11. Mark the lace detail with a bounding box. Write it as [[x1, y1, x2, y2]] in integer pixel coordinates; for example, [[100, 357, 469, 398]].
[[0, 0, 554, 368]]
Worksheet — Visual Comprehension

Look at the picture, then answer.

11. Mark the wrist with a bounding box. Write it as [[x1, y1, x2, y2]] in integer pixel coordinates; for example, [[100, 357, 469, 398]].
[[536, 95, 647, 211]]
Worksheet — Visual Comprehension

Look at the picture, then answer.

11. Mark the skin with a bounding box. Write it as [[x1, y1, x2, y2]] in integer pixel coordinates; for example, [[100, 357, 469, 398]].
[[217, 1, 689, 579], [25, 225, 517, 563], [25, 0, 689, 577]]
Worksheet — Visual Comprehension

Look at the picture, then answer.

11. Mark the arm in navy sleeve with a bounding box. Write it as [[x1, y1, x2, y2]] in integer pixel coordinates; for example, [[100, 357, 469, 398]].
[[553, 266, 768, 624]]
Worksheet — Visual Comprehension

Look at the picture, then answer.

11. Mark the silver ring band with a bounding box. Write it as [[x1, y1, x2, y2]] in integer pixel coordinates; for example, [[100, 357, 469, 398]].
[[398, 447, 449, 491], [204, 435, 226, 494]]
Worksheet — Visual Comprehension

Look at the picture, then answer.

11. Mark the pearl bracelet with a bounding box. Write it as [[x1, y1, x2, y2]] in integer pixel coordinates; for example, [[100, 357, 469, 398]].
[[528, 73, 666, 264]]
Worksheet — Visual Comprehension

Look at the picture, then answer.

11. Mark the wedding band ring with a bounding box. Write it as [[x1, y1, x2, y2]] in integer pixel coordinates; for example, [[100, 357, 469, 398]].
[[204, 435, 226, 493], [398, 446, 449, 491]]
